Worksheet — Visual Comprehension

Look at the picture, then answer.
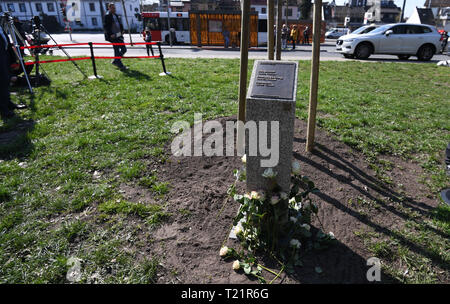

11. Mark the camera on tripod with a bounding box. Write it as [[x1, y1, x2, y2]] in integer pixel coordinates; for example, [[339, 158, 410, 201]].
[[32, 15, 41, 29], [0, 12, 13, 28]]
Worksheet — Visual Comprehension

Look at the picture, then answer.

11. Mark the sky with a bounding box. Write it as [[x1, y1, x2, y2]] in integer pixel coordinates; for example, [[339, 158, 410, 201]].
[[141, 0, 426, 18]]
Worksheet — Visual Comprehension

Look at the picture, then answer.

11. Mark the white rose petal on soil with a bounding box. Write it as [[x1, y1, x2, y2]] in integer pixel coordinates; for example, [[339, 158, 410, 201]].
[[220, 246, 229, 257], [232, 260, 240, 270]]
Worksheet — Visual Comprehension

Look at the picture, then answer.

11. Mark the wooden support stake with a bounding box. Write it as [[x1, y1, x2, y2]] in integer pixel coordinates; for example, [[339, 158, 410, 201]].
[[237, 0, 251, 155], [275, 0, 282, 60], [306, 0, 322, 152], [267, 0, 275, 60]]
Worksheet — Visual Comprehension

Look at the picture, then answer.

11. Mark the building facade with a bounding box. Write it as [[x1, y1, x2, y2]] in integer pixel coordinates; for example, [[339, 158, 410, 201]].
[[0, 0, 142, 31]]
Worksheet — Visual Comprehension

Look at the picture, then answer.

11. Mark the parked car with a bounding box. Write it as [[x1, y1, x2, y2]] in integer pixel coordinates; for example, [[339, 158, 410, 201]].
[[336, 23, 442, 61], [325, 28, 349, 39]]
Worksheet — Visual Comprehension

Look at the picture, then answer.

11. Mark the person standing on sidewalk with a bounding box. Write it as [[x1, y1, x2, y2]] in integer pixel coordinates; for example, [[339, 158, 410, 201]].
[[143, 27, 154, 56], [290, 25, 298, 50], [103, 3, 127, 70], [223, 28, 230, 48], [302, 26, 309, 45], [281, 24, 289, 49]]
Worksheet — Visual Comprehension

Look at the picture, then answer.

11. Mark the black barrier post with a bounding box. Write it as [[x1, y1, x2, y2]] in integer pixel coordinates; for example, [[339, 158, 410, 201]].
[[157, 42, 170, 76], [88, 42, 102, 79]]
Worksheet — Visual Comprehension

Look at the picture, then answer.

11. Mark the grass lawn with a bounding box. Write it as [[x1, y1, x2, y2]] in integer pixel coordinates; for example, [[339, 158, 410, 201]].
[[0, 57, 449, 283]]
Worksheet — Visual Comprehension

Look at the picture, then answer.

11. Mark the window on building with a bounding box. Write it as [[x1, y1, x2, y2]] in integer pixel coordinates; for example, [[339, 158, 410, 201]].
[[92, 17, 98, 26], [284, 8, 293, 17], [89, 3, 96, 12], [7, 3, 15, 12], [261, 7, 266, 14], [36, 3, 43, 12], [19, 3, 26, 12], [258, 19, 267, 32], [47, 3, 55, 12]]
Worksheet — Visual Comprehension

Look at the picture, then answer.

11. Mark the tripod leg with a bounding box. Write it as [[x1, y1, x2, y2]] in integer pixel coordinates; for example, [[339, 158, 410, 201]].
[[7, 23, 33, 94], [41, 26, 87, 78]]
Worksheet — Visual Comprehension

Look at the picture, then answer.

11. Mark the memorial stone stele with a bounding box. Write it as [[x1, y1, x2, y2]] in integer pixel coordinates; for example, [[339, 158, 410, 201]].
[[245, 60, 298, 193]]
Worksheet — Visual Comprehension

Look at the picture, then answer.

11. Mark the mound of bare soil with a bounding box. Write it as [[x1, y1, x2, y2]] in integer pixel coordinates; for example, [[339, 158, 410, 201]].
[[136, 117, 438, 283]]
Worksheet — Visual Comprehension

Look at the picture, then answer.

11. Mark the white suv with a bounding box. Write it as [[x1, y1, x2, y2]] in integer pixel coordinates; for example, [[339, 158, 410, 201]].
[[336, 23, 442, 61]]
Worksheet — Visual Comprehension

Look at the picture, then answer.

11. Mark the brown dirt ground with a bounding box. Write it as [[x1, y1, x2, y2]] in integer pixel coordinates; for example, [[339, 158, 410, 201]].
[[124, 117, 441, 284]]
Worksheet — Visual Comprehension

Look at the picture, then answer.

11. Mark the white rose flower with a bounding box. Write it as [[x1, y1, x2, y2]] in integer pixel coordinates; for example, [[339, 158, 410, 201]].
[[292, 161, 301, 175], [232, 260, 240, 270], [234, 226, 243, 236], [280, 192, 288, 200], [219, 246, 229, 257], [290, 239, 301, 249], [289, 197, 296, 205], [290, 216, 298, 223], [328, 232, 335, 239], [241, 154, 247, 164], [301, 223, 310, 231], [270, 195, 280, 205], [250, 191, 261, 200], [244, 193, 252, 199], [262, 168, 277, 179]]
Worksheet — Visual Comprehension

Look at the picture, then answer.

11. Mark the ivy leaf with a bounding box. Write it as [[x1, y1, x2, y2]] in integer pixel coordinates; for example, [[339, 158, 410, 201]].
[[295, 259, 303, 267]]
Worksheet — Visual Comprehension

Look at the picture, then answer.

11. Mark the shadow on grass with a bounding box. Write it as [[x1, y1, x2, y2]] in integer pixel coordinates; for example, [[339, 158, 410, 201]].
[[0, 117, 35, 160], [121, 68, 152, 81]]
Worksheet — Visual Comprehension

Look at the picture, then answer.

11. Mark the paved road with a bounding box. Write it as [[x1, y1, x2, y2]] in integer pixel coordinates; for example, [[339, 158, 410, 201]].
[[43, 33, 448, 63]]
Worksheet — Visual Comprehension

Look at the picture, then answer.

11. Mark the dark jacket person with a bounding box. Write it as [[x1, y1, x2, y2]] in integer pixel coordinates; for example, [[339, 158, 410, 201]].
[[103, 3, 127, 70], [0, 25, 26, 119]]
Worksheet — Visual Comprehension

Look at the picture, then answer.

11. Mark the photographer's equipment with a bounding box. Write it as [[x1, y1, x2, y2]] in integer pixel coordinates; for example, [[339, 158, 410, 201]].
[[29, 15, 87, 86], [1, 12, 33, 94]]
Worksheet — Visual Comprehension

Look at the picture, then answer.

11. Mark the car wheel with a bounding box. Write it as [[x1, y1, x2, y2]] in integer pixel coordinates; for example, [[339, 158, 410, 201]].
[[417, 45, 434, 61], [343, 54, 354, 59], [397, 55, 410, 60], [354, 43, 372, 60]]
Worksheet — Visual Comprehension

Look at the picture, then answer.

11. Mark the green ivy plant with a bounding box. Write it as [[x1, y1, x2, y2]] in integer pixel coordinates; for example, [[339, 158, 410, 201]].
[[221, 157, 336, 282]]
